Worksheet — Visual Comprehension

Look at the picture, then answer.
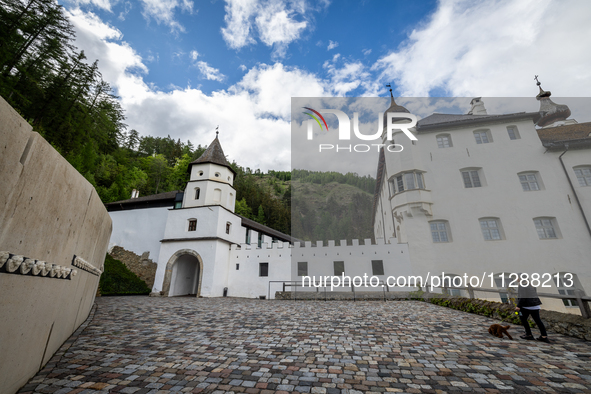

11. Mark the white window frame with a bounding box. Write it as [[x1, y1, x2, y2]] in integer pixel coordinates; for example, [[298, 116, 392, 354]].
[[518, 172, 541, 191], [473, 129, 492, 144], [533, 217, 559, 239], [436, 134, 452, 148], [507, 126, 520, 140], [460, 168, 483, 188], [389, 171, 425, 196], [430, 220, 451, 243], [553, 273, 581, 307], [479, 218, 504, 241], [574, 166, 591, 187]]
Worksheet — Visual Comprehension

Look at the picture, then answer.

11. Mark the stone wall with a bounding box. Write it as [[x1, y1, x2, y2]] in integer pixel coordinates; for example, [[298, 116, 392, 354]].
[[0, 95, 112, 394], [109, 246, 157, 289]]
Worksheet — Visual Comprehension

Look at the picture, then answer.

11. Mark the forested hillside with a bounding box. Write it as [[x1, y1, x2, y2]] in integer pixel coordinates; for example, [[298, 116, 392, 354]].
[[0, 0, 376, 240]]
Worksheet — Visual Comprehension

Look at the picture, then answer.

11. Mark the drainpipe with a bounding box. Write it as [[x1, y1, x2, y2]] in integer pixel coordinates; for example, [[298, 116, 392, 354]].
[[559, 146, 591, 238]]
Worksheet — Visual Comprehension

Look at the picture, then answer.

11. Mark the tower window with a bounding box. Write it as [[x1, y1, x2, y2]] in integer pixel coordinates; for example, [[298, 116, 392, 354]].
[[226, 222, 231, 234], [507, 126, 520, 140], [194, 187, 200, 200], [188, 219, 197, 231]]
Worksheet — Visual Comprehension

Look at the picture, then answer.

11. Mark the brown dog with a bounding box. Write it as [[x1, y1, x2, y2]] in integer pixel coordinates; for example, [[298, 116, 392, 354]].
[[489, 324, 513, 339]]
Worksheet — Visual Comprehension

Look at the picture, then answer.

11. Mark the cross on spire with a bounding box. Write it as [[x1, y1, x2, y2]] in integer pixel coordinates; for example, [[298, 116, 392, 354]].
[[215, 125, 219, 138], [534, 75, 541, 86], [386, 83, 393, 98]]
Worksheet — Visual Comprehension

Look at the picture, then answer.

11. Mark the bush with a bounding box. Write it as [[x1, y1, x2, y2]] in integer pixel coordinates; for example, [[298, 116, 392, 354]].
[[99, 254, 151, 296]]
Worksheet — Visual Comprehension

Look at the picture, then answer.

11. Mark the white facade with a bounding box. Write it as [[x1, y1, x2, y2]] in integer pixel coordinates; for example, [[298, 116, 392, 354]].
[[373, 96, 591, 314]]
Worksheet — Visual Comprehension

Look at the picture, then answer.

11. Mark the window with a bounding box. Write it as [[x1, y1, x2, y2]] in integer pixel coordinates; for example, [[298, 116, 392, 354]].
[[199, 171, 203, 176], [333, 261, 345, 276], [461, 170, 481, 188], [188, 219, 197, 231], [474, 130, 492, 144], [436, 134, 452, 148], [518, 172, 540, 191], [533, 218, 558, 239], [553, 273, 581, 307], [236, 263, 239, 270], [507, 126, 520, 140], [574, 166, 591, 187], [389, 171, 425, 196], [297, 262, 308, 276], [430, 221, 450, 243], [215, 172, 220, 177], [259, 263, 268, 277], [226, 222, 231, 234], [372, 260, 384, 276], [194, 187, 200, 200], [258, 232, 263, 248], [479, 218, 503, 240], [245, 228, 251, 244], [494, 273, 510, 304]]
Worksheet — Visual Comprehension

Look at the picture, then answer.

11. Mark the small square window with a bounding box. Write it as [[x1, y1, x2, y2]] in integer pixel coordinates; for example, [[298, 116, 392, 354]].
[[188, 219, 197, 231], [298, 262, 308, 276], [371, 260, 384, 276], [333, 261, 345, 276], [236, 263, 239, 270], [259, 262, 268, 277]]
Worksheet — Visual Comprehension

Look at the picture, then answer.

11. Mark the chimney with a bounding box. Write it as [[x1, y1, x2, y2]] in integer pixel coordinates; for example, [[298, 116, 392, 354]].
[[468, 97, 487, 115]]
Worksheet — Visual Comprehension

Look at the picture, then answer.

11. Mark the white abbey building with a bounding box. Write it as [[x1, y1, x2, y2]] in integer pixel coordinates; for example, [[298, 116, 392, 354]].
[[107, 83, 591, 313]]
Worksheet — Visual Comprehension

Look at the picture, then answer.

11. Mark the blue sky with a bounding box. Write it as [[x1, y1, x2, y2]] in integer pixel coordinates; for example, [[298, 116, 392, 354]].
[[61, 0, 591, 173]]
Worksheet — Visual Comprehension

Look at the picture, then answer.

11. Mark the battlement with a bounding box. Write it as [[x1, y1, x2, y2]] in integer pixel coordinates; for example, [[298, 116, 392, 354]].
[[230, 238, 398, 251]]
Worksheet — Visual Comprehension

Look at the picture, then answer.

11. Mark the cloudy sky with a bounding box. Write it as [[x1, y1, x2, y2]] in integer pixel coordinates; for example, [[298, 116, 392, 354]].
[[62, 0, 591, 174]]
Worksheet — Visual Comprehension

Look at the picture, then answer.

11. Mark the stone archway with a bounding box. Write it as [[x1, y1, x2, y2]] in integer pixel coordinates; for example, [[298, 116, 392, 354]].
[[162, 249, 203, 297]]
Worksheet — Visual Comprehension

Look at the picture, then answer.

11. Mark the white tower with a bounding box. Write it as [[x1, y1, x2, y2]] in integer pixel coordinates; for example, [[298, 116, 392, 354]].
[[183, 135, 237, 212]]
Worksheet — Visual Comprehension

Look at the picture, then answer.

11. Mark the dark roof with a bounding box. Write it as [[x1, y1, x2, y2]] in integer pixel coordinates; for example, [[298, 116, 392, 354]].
[[416, 111, 541, 132], [189, 137, 236, 175], [239, 216, 296, 243], [105, 190, 182, 211], [537, 122, 591, 150]]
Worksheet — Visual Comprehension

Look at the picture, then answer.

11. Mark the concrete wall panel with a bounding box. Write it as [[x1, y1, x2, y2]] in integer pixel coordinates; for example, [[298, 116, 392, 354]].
[[0, 95, 111, 394]]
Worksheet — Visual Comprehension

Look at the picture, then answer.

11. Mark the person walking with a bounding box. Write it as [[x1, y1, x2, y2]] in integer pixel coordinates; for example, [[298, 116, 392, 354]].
[[515, 284, 549, 343]]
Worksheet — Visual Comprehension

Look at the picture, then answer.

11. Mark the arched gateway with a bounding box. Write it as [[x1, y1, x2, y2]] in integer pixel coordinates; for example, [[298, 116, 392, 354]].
[[162, 249, 203, 297]]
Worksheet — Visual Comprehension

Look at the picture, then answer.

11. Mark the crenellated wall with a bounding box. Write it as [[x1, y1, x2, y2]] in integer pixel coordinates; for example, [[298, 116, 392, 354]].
[[225, 238, 413, 299], [0, 95, 112, 394]]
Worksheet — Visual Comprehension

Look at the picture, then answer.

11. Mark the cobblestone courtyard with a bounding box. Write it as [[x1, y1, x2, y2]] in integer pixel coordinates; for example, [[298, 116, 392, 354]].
[[19, 297, 591, 394]]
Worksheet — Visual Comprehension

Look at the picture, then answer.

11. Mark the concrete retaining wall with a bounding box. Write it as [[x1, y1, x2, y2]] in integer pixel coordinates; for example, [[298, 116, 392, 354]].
[[0, 95, 112, 394]]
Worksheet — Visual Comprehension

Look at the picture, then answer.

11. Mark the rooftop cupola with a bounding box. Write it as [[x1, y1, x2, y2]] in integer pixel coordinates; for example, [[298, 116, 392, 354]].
[[534, 75, 571, 128]]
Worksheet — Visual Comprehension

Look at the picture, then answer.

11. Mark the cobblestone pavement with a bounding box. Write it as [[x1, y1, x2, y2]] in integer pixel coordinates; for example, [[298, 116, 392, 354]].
[[19, 297, 591, 394]]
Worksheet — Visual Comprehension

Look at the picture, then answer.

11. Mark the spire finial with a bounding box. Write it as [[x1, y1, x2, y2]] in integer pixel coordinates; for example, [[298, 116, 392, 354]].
[[386, 83, 393, 98], [534, 75, 541, 87], [215, 125, 219, 138]]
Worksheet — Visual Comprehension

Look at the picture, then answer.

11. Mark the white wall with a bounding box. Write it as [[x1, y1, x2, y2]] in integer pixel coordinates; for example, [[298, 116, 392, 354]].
[[108, 207, 169, 260]]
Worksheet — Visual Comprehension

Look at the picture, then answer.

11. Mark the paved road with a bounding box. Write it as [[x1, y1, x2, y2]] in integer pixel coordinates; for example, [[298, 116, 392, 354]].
[[19, 297, 591, 393]]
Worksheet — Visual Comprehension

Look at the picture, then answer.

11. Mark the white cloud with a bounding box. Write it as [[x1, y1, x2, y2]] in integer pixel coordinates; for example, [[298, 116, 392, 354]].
[[327, 40, 338, 50], [66, 0, 117, 12], [139, 0, 194, 33], [221, 0, 323, 58], [362, 48, 371, 56], [190, 50, 199, 60], [66, 9, 334, 170], [323, 56, 380, 97], [373, 0, 591, 97], [239, 64, 247, 71], [196, 61, 225, 82]]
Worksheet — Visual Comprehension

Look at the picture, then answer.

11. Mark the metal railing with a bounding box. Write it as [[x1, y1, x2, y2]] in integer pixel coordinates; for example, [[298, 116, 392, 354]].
[[268, 280, 591, 318]]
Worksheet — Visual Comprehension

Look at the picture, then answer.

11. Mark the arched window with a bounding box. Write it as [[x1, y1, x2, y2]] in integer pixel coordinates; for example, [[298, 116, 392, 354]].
[[213, 188, 222, 202], [573, 166, 591, 187], [533, 217, 560, 239], [507, 125, 520, 140], [517, 171, 542, 191], [194, 187, 200, 200], [226, 222, 232, 234], [473, 129, 493, 144], [460, 167, 485, 188]]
